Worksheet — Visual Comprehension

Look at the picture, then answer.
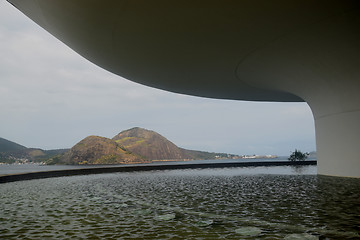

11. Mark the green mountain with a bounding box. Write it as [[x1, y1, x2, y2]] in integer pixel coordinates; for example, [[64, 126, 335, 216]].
[[59, 135, 146, 165]]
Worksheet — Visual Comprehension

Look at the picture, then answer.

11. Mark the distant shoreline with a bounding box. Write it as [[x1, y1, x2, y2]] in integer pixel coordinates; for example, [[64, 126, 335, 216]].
[[0, 160, 317, 184]]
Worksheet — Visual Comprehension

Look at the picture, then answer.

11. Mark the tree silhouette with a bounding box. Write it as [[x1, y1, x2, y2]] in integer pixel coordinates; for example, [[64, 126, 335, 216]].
[[288, 149, 309, 161]]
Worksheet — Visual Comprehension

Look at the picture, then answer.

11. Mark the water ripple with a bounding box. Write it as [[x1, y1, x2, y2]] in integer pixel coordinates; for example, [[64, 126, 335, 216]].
[[0, 168, 359, 239]]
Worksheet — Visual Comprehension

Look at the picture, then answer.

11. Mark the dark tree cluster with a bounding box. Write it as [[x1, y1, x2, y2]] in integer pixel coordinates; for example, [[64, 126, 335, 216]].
[[288, 149, 309, 161]]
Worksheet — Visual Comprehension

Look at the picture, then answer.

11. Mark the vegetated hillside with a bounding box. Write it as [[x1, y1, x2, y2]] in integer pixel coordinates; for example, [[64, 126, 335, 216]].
[[0, 138, 43, 163], [60, 135, 146, 165], [0, 137, 27, 152], [180, 148, 238, 160], [0, 137, 28, 163], [112, 127, 193, 160], [32, 148, 69, 162], [0, 137, 68, 164]]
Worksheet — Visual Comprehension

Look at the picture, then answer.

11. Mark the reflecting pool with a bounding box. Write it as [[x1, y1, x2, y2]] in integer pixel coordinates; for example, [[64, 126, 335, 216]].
[[0, 166, 359, 239]]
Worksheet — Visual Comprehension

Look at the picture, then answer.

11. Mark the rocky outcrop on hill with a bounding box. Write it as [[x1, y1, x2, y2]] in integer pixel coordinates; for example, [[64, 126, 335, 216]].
[[112, 127, 192, 160], [60, 136, 146, 165]]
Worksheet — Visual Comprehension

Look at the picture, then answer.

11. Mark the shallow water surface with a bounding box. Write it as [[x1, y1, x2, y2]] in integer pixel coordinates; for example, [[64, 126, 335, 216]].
[[0, 166, 359, 239]]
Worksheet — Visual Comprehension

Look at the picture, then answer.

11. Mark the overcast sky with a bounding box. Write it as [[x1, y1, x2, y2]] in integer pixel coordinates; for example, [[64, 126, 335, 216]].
[[0, 1, 315, 156]]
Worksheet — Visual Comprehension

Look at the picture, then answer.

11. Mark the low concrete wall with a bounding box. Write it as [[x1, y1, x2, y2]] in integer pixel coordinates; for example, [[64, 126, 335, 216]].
[[0, 161, 317, 184]]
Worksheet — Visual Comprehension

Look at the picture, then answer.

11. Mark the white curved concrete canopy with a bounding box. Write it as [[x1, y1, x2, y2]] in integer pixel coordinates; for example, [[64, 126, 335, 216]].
[[7, 0, 360, 177]]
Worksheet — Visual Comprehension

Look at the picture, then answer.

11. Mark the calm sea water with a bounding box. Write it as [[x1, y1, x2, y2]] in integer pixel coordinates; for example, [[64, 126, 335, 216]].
[[0, 165, 359, 239], [0, 157, 297, 176]]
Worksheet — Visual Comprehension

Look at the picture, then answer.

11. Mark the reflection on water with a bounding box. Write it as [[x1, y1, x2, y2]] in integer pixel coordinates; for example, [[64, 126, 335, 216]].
[[0, 166, 359, 239]]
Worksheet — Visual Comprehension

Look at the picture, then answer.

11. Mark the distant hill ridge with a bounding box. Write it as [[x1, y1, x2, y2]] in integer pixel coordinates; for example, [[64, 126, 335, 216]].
[[0, 137, 26, 152], [0, 137, 67, 164], [57, 127, 240, 164], [1, 127, 240, 165]]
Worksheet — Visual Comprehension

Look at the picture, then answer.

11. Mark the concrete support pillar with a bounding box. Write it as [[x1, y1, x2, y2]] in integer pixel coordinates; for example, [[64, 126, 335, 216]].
[[303, 76, 360, 178], [239, 65, 360, 178], [304, 72, 360, 178], [315, 110, 360, 177]]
